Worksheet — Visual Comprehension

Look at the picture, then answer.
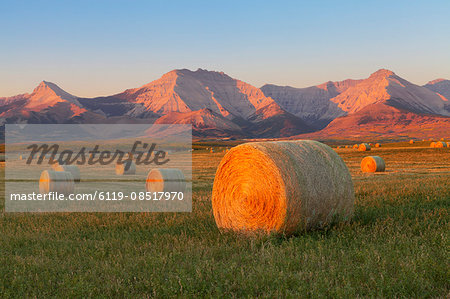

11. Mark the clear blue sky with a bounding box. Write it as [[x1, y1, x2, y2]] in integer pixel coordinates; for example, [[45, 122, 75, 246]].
[[1, 0, 449, 97]]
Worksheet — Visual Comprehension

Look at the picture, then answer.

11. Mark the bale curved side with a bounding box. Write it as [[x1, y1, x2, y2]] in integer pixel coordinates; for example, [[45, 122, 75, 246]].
[[361, 156, 385, 172], [53, 165, 81, 182], [211, 140, 355, 235], [435, 141, 447, 148], [116, 161, 136, 175], [358, 143, 371, 151], [146, 169, 186, 193], [39, 170, 74, 195]]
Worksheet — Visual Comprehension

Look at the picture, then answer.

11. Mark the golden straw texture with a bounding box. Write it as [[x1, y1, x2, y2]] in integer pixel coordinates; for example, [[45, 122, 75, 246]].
[[211, 140, 355, 235], [39, 170, 74, 195], [434, 141, 447, 148], [352, 144, 358, 149], [358, 143, 371, 151], [146, 169, 186, 192], [430, 142, 436, 148], [361, 156, 385, 172]]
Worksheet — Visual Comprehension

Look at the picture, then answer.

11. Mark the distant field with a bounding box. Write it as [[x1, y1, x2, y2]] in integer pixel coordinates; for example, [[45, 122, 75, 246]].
[[0, 142, 449, 297]]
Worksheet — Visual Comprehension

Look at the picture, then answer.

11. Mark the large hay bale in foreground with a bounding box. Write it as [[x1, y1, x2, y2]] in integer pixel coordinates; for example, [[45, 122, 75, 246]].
[[358, 143, 371, 151], [39, 170, 74, 195], [146, 169, 186, 192], [211, 140, 354, 235], [52, 164, 81, 182], [115, 161, 136, 175], [434, 141, 447, 148], [361, 156, 385, 173]]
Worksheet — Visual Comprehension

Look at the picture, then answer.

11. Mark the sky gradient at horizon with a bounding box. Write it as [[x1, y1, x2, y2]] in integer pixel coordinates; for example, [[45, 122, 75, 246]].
[[1, 0, 450, 97]]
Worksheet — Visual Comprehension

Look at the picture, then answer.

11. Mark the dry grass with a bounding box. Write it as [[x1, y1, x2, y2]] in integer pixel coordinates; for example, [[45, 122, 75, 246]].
[[0, 142, 449, 297]]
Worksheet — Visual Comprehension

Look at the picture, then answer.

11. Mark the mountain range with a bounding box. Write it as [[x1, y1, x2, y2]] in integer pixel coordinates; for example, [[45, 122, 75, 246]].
[[1, 68, 449, 140]]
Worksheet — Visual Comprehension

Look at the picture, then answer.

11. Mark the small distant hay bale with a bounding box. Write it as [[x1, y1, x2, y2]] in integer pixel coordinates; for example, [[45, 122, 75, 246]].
[[52, 164, 81, 182], [337, 146, 341, 149], [375, 143, 380, 148], [211, 140, 354, 235], [358, 143, 371, 151], [369, 143, 374, 146], [434, 141, 447, 148], [115, 161, 136, 175], [409, 140, 414, 144], [430, 142, 436, 148], [361, 156, 385, 172], [146, 169, 186, 192], [345, 145, 349, 149], [39, 170, 74, 195], [447, 142, 450, 147], [352, 144, 359, 149], [441, 138, 444, 141]]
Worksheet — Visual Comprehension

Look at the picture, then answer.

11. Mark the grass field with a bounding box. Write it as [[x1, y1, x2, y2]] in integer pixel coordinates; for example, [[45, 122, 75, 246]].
[[1, 143, 449, 297]]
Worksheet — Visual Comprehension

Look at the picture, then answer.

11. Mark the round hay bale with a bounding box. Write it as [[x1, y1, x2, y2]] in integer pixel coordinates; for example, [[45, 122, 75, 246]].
[[434, 141, 447, 148], [358, 143, 371, 151], [337, 146, 341, 149], [345, 145, 349, 149], [39, 170, 74, 195], [352, 144, 359, 149], [146, 169, 186, 192], [361, 156, 385, 172], [409, 139, 414, 144], [369, 143, 374, 146], [52, 164, 81, 182], [430, 142, 436, 148], [447, 142, 450, 147], [375, 143, 380, 148], [115, 161, 136, 175], [211, 140, 354, 235]]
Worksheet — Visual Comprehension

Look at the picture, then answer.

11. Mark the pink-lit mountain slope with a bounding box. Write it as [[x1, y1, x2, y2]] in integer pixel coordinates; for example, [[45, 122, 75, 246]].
[[0, 81, 98, 124]]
